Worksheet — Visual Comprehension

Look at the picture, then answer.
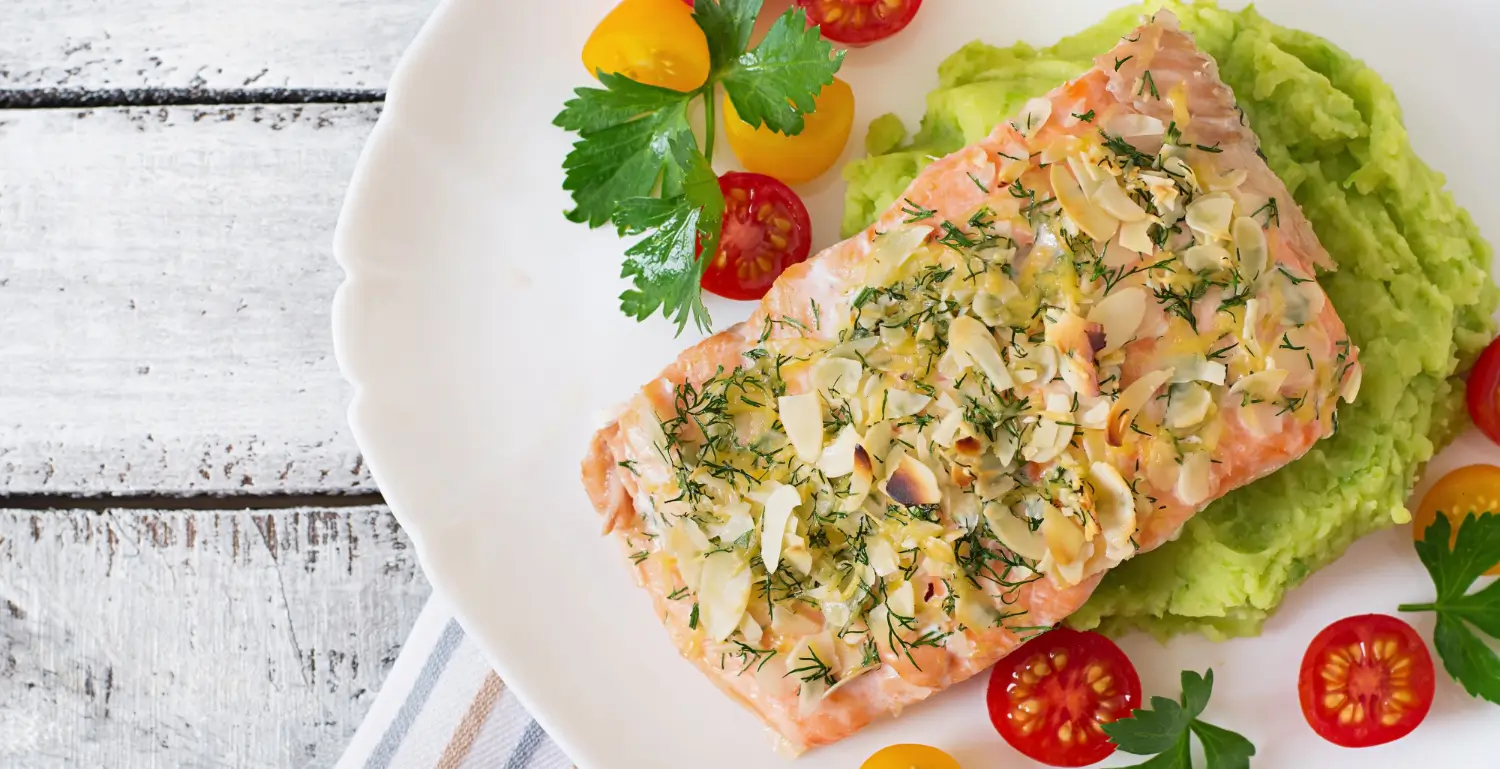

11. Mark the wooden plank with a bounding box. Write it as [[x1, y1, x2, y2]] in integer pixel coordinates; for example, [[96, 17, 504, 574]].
[[0, 104, 381, 494], [0, 0, 437, 90], [0, 506, 430, 768]]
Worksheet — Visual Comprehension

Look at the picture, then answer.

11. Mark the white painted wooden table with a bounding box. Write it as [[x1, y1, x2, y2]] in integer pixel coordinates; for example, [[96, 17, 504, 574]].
[[0, 2, 442, 766]]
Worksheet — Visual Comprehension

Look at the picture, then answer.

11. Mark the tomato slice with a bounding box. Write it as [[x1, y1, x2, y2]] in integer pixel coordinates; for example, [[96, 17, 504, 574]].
[[1413, 464, 1500, 576], [860, 744, 961, 769], [582, 0, 710, 92], [795, 0, 924, 46], [1466, 335, 1500, 445], [725, 78, 856, 185], [985, 627, 1141, 767], [1298, 614, 1435, 748], [701, 172, 813, 301]]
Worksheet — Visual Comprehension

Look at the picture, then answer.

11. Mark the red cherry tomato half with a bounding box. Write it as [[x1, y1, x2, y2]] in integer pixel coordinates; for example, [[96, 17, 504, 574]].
[[795, 0, 924, 46], [701, 172, 813, 301], [1467, 335, 1500, 445], [1298, 614, 1435, 748], [986, 627, 1141, 767]]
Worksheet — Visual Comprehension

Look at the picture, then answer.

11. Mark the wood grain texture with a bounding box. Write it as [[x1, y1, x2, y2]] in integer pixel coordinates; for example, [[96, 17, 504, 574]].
[[0, 506, 431, 769], [0, 0, 437, 90], [0, 104, 383, 494]]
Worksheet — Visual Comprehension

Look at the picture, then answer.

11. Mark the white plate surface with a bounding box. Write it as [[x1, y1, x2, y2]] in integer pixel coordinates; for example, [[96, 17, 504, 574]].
[[333, 1, 1500, 766]]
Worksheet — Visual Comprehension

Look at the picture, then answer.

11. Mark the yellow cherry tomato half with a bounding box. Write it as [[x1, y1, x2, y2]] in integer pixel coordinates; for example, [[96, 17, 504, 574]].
[[861, 744, 962, 769], [723, 77, 856, 185], [1413, 463, 1500, 576], [581, 0, 710, 92]]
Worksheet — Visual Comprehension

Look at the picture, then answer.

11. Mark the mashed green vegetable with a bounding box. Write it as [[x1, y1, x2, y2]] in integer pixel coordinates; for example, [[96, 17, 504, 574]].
[[842, 0, 1497, 639]]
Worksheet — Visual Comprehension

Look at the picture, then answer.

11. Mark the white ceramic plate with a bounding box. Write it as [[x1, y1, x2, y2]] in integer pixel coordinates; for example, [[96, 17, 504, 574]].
[[333, 1, 1500, 766]]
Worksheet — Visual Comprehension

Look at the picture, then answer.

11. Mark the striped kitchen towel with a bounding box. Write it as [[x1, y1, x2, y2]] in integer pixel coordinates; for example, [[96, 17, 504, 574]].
[[336, 596, 574, 769]]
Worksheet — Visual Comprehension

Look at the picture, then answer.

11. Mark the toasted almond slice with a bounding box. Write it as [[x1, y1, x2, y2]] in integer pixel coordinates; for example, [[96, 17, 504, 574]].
[[949, 315, 1015, 391], [698, 551, 752, 643], [1052, 162, 1121, 242], [842, 444, 875, 513], [867, 534, 900, 577], [886, 454, 942, 507], [1023, 420, 1073, 465], [1087, 286, 1147, 355], [778, 393, 824, 464], [1106, 112, 1165, 138], [1106, 368, 1174, 446], [1170, 357, 1227, 386]]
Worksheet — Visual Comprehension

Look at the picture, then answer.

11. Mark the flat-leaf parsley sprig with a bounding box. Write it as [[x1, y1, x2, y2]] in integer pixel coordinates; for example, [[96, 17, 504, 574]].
[[1400, 511, 1500, 704], [1103, 669, 1255, 769], [553, 0, 844, 333]]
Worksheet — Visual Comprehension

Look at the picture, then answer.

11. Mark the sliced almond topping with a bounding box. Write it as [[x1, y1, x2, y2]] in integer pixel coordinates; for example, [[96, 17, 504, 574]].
[[1089, 462, 1137, 561], [1106, 112, 1165, 139], [842, 444, 874, 512], [882, 389, 932, 420], [1176, 450, 1213, 507], [984, 501, 1048, 562], [1052, 162, 1121, 242], [778, 393, 824, 464], [950, 463, 976, 489], [1119, 219, 1155, 254], [759, 483, 801, 574], [818, 425, 861, 478], [866, 224, 934, 286], [1023, 420, 1073, 465], [955, 436, 983, 457], [866, 534, 900, 577], [1016, 97, 1052, 138], [1231, 215, 1267, 281], [886, 454, 942, 507], [1106, 368, 1174, 446], [1164, 383, 1214, 430], [1185, 192, 1235, 241], [810, 357, 864, 400], [949, 315, 1015, 391], [1229, 368, 1290, 400], [1183, 243, 1231, 273], [1087, 286, 1147, 356], [1340, 362, 1363, 404], [1089, 173, 1148, 223], [1041, 503, 1087, 567], [698, 551, 752, 642]]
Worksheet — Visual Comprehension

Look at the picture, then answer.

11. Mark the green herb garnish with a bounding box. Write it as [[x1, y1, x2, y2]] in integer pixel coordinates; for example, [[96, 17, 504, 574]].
[[554, 0, 843, 332], [1400, 512, 1500, 704], [1104, 669, 1255, 769]]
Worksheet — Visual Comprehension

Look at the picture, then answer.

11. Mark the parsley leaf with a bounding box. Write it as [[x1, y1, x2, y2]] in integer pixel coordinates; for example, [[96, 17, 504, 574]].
[[1104, 670, 1255, 769], [720, 6, 844, 135], [1400, 511, 1500, 703], [555, 73, 694, 227], [694, 0, 758, 74], [616, 140, 724, 332]]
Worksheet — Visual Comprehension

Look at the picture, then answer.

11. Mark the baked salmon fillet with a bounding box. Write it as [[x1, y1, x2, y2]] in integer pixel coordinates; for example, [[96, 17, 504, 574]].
[[581, 11, 1361, 754]]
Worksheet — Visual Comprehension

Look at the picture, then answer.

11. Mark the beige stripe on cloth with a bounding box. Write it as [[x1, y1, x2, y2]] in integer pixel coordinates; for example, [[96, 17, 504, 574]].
[[437, 672, 506, 768]]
